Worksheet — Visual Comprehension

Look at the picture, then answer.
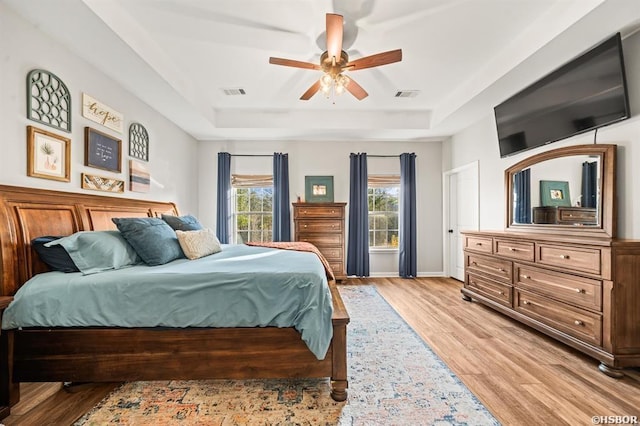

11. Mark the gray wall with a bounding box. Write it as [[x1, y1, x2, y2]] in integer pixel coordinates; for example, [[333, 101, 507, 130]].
[[198, 140, 444, 276], [0, 3, 200, 214], [444, 30, 640, 238]]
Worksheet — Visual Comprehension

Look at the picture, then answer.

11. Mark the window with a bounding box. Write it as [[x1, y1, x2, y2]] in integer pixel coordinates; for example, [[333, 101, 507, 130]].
[[232, 175, 273, 244], [368, 175, 400, 249]]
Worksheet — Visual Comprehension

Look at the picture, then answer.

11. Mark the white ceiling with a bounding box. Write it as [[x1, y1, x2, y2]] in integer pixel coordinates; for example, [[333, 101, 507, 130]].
[[4, 0, 640, 142]]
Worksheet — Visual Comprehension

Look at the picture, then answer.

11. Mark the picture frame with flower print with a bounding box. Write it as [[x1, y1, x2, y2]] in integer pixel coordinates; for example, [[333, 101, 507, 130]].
[[27, 125, 71, 182]]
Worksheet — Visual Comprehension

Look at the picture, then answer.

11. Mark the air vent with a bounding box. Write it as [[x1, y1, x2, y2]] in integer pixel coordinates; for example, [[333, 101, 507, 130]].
[[222, 88, 247, 96], [395, 90, 420, 98]]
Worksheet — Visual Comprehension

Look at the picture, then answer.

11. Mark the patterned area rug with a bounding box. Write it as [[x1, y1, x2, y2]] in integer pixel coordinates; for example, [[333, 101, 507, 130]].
[[75, 285, 498, 425]]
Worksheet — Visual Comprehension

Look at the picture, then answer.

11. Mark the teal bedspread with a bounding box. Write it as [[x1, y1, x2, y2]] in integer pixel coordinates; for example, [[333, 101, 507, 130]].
[[2, 244, 334, 360]]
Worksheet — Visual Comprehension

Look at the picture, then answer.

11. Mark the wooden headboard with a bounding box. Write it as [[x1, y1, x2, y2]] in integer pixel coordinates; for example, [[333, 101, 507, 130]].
[[0, 184, 179, 296]]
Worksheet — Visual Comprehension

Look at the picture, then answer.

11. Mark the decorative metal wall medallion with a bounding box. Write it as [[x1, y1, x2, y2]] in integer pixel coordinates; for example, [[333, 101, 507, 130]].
[[129, 122, 149, 161], [27, 69, 71, 133]]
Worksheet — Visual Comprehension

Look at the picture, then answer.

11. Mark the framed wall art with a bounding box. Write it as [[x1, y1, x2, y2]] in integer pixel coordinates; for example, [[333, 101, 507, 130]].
[[85, 127, 122, 173], [26, 125, 70, 182], [129, 159, 150, 193], [540, 180, 571, 207], [82, 93, 123, 133], [305, 176, 334, 203], [129, 122, 149, 161], [27, 69, 71, 133], [81, 173, 125, 193]]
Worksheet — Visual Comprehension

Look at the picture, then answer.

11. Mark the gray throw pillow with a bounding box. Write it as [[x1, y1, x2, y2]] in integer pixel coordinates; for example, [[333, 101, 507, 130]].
[[45, 230, 140, 275], [112, 217, 184, 266], [161, 214, 203, 231]]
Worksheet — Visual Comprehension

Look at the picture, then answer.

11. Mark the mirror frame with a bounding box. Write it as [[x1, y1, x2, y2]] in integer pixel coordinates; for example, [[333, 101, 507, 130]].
[[505, 144, 616, 238]]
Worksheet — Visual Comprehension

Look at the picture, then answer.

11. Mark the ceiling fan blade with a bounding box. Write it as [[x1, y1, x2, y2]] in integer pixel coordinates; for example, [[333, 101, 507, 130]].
[[345, 77, 368, 100], [269, 57, 322, 71], [326, 13, 344, 60], [300, 80, 322, 100], [346, 49, 403, 71]]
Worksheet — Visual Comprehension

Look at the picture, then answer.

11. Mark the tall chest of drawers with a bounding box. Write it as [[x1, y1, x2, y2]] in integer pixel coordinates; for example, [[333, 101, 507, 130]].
[[462, 230, 640, 376], [293, 202, 346, 281]]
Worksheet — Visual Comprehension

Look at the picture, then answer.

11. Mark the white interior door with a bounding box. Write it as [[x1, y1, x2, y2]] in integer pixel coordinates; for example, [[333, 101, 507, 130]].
[[444, 162, 479, 281]]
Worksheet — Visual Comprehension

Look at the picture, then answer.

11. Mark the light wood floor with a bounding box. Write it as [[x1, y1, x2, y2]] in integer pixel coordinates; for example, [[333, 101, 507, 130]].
[[3, 277, 639, 425]]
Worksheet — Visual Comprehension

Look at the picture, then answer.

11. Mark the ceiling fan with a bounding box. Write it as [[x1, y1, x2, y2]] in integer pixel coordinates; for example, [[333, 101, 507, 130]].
[[269, 13, 402, 101]]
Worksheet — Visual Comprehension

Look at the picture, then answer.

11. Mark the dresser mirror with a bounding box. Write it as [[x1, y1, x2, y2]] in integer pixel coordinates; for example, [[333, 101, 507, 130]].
[[505, 144, 616, 237]]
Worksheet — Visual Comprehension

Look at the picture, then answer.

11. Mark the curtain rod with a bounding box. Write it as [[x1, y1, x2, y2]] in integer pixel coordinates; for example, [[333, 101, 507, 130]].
[[368, 154, 417, 158], [230, 154, 274, 157]]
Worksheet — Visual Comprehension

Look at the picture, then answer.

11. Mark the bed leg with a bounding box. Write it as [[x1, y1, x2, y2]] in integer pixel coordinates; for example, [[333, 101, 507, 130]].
[[0, 331, 20, 416], [330, 322, 348, 401]]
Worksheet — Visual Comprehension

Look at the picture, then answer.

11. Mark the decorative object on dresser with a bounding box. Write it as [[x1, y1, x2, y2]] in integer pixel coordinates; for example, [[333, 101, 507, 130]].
[[462, 144, 640, 377], [26, 125, 71, 182], [293, 202, 346, 281], [305, 176, 334, 203], [539, 180, 571, 207], [27, 69, 71, 133]]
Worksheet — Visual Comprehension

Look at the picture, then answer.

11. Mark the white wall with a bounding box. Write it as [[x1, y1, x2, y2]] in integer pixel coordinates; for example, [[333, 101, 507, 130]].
[[445, 30, 640, 238], [198, 140, 444, 276], [0, 4, 199, 213]]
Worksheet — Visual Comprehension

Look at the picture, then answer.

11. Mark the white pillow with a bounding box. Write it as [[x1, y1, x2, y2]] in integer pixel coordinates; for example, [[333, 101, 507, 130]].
[[175, 228, 222, 260]]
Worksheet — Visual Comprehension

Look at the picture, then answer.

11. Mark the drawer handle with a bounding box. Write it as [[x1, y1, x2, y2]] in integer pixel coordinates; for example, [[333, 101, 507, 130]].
[[471, 261, 478, 266], [509, 247, 517, 252], [470, 281, 476, 285], [575, 288, 584, 293], [331, 210, 335, 213], [560, 254, 570, 259], [304, 224, 308, 228], [332, 225, 336, 228], [522, 274, 530, 279], [498, 268, 506, 272], [475, 242, 483, 246], [498, 291, 505, 296], [522, 300, 531, 305], [574, 320, 584, 326]]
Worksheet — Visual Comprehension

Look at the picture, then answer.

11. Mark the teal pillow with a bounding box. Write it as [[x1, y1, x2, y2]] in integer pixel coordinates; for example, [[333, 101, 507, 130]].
[[112, 217, 184, 266], [161, 214, 203, 231], [46, 231, 140, 275]]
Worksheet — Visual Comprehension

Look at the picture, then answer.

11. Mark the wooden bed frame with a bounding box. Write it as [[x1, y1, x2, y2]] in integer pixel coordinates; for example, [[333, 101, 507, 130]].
[[0, 184, 349, 413]]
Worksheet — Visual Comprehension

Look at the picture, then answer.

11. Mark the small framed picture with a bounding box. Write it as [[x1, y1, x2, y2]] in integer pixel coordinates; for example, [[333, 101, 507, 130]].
[[27, 125, 71, 182], [540, 180, 571, 207], [81, 173, 125, 193], [305, 176, 334, 203], [85, 127, 122, 173]]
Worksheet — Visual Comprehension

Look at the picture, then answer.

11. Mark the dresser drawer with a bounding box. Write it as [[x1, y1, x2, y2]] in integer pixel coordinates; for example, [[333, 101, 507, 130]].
[[329, 262, 344, 277], [515, 289, 602, 346], [297, 233, 343, 246], [536, 244, 601, 276], [296, 219, 342, 234], [465, 236, 493, 254], [316, 246, 343, 261], [467, 253, 512, 283], [466, 273, 512, 307], [294, 206, 343, 219], [515, 264, 602, 311], [495, 239, 535, 262]]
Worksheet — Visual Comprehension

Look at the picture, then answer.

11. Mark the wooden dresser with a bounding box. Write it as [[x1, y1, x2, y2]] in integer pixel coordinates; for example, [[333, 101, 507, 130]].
[[532, 206, 597, 225], [293, 202, 346, 281], [461, 230, 640, 376]]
